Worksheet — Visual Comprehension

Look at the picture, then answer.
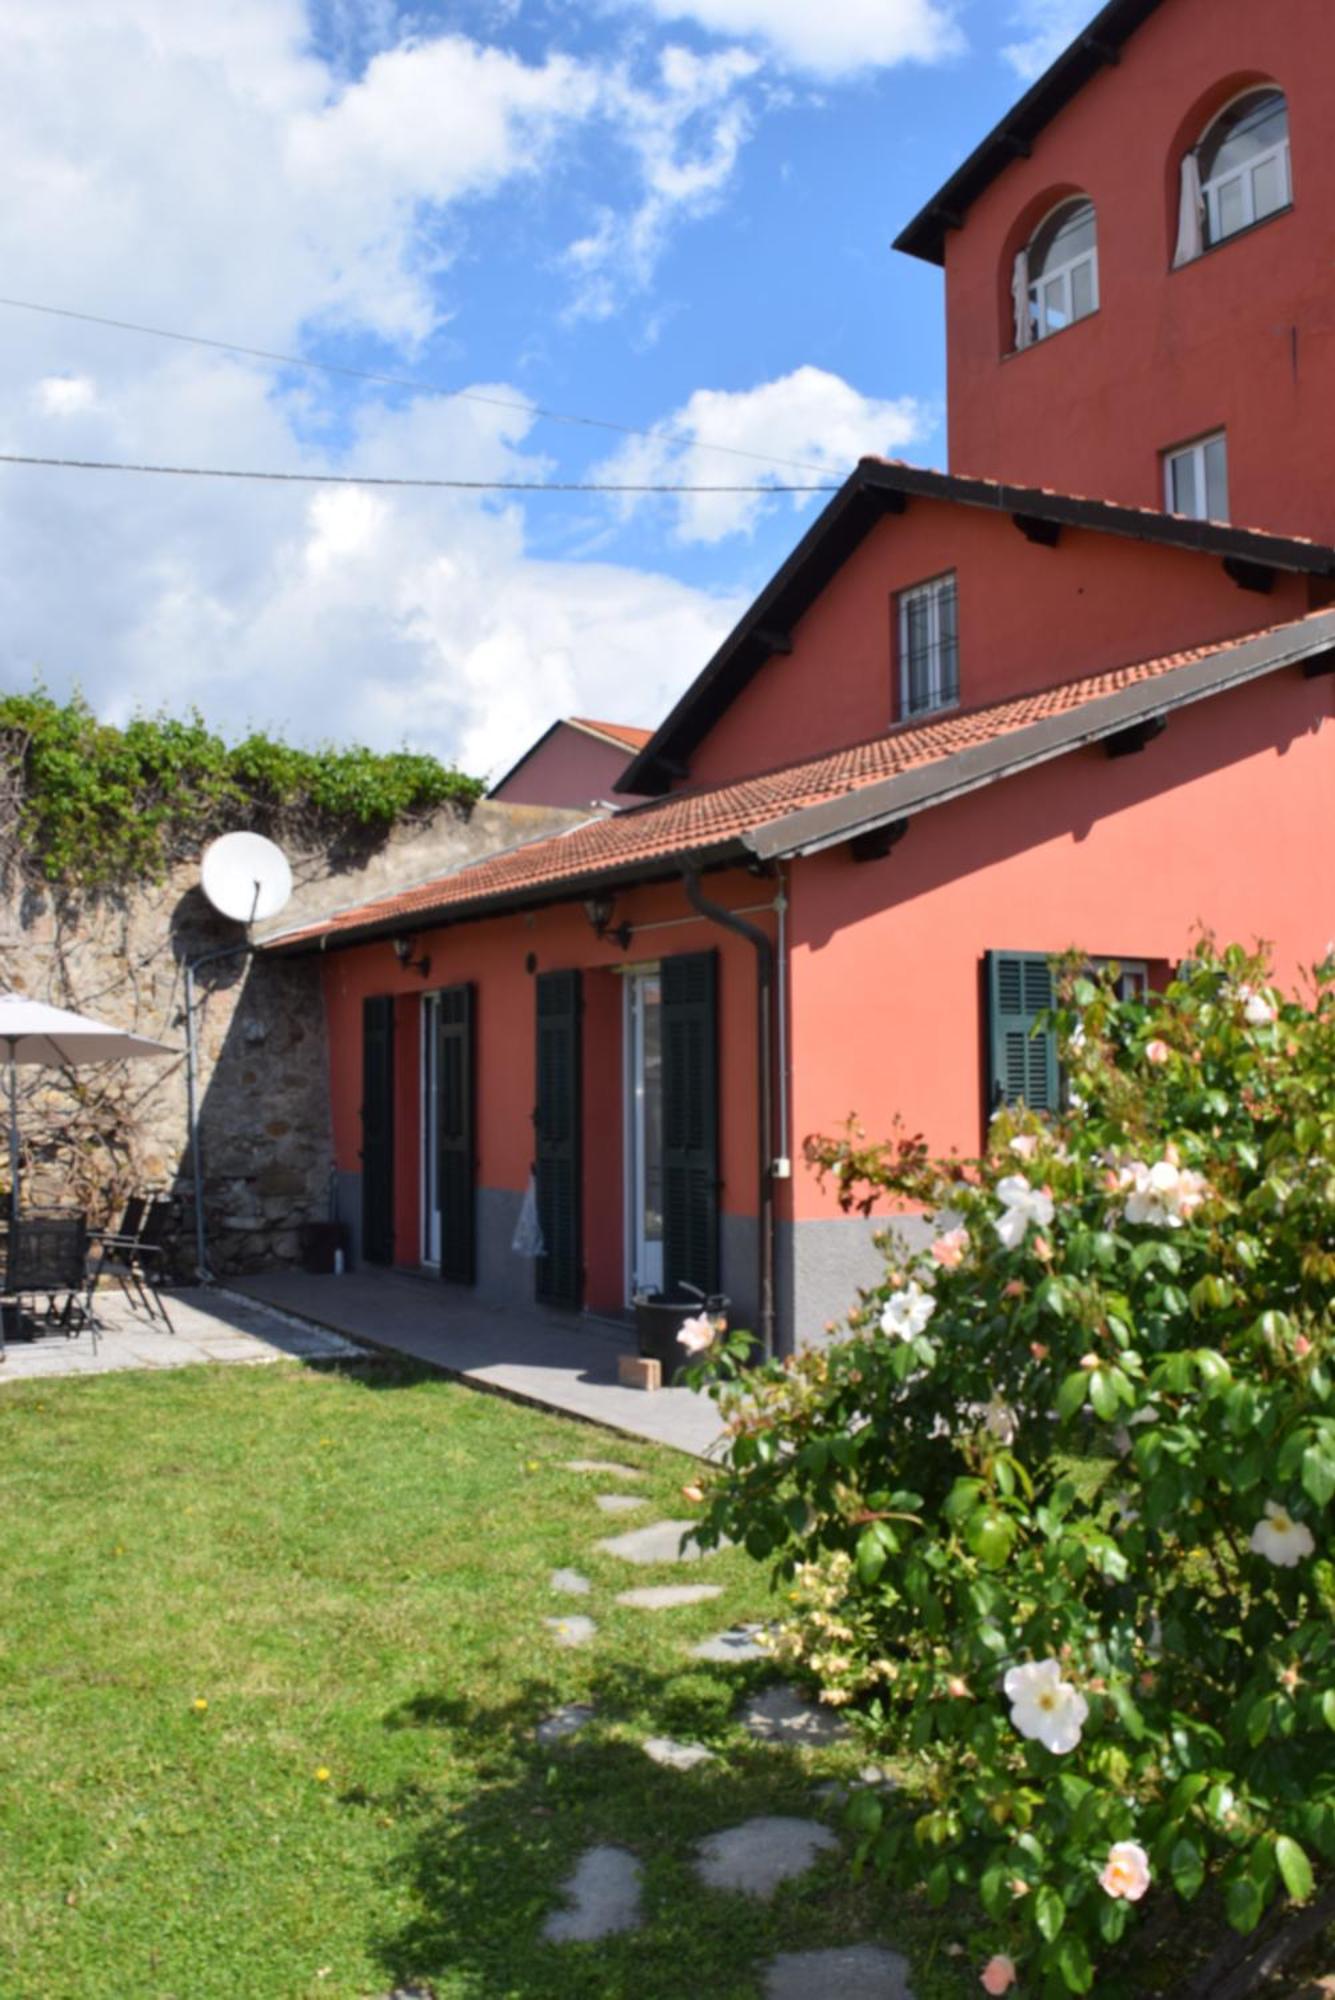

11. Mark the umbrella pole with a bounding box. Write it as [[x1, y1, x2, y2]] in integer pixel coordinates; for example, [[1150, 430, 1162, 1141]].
[[6, 1041, 18, 1223]]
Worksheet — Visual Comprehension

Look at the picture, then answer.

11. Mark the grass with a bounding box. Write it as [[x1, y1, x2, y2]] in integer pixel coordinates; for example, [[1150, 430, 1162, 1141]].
[[0, 1357, 972, 2000]]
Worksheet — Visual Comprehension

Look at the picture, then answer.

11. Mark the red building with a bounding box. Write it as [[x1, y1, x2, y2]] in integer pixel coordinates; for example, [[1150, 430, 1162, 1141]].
[[487, 716, 653, 810], [263, 0, 1335, 1355]]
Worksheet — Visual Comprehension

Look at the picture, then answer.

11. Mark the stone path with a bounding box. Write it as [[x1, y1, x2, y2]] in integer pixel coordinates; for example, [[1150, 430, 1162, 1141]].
[[562, 1459, 644, 1480], [763, 1947, 915, 1999], [596, 1518, 704, 1564], [694, 1817, 839, 1899], [532, 1496, 916, 1994], [541, 1846, 642, 1942]]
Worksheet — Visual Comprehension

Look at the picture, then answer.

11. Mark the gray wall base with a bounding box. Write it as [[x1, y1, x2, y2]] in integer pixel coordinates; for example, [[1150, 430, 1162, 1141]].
[[779, 1213, 935, 1355]]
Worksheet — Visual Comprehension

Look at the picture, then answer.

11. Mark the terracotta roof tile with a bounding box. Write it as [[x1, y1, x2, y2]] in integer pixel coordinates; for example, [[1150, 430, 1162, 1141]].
[[569, 717, 654, 751], [268, 611, 1327, 948]]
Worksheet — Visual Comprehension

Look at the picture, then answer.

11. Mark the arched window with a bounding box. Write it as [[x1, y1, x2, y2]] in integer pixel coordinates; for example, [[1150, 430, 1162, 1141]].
[[1013, 199, 1098, 350], [1175, 88, 1291, 264]]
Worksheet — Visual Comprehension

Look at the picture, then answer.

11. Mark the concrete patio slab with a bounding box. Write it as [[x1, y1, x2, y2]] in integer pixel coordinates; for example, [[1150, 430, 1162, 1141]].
[[234, 1270, 725, 1459], [763, 1946, 915, 1998], [0, 1288, 357, 1382]]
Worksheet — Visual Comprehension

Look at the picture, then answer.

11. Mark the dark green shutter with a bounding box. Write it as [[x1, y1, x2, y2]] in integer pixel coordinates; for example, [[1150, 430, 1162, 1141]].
[[661, 950, 719, 1298], [986, 951, 1058, 1111], [436, 985, 475, 1285], [534, 970, 582, 1308], [361, 995, 395, 1265]]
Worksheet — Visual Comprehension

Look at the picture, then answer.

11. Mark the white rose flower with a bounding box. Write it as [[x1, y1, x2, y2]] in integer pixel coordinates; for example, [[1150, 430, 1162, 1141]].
[[1120, 1158, 1209, 1229], [1238, 983, 1278, 1027], [1250, 1500, 1315, 1568], [1003, 1658, 1088, 1754], [880, 1281, 936, 1342], [676, 1313, 718, 1355], [994, 1175, 1055, 1251]]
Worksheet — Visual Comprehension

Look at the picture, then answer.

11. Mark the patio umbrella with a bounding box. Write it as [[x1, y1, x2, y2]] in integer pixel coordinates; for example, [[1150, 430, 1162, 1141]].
[[0, 992, 177, 1221]]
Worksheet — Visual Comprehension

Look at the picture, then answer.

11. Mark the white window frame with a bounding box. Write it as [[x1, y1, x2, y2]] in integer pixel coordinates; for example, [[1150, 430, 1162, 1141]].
[[1163, 431, 1228, 522], [897, 572, 958, 720], [1028, 205, 1099, 343], [1087, 957, 1149, 1002], [1201, 92, 1292, 249]]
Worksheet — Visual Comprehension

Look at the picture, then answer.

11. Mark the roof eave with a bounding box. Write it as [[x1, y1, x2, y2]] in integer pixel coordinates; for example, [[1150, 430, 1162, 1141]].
[[750, 614, 1335, 861]]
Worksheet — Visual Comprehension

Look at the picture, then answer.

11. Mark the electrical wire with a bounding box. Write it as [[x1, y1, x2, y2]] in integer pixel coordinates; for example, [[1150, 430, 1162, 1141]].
[[0, 294, 841, 478], [0, 449, 840, 493]]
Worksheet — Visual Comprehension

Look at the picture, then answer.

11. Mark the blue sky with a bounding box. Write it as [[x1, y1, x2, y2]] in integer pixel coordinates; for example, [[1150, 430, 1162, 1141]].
[[0, 0, 1100, 778]]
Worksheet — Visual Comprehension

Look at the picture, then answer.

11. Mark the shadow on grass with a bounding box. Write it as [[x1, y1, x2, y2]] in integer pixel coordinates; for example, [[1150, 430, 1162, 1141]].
[[365, 1659, 959, 2000]]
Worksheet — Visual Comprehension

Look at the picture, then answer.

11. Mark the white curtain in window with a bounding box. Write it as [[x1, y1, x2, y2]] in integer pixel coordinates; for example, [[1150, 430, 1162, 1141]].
[[1174, 150, 1205, 266], [1011, 249, 1031, 351]]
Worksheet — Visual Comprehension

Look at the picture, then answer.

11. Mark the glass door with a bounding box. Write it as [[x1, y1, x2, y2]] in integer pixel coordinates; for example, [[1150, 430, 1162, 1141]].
[[626, 970, 663, 1298]]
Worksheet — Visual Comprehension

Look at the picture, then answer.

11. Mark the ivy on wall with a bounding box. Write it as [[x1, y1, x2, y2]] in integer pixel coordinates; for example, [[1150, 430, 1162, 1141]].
[[0, 689, 484, 888]]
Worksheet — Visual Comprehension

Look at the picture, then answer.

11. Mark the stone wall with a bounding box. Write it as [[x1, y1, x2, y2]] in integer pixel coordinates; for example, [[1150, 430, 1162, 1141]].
[[0, 798, 584, 1277]]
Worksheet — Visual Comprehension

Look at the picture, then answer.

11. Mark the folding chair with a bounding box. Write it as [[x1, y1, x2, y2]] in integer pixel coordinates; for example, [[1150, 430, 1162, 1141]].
[[89, 1192, 175, 1333]]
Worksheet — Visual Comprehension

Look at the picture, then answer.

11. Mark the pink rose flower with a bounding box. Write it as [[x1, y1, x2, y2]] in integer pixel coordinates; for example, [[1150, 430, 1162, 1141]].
[[981, 1955, 1018, 1994], [1100, 1841, 1151, 1901], [1146, 1039, 1170, 1064], [931, 1226, 970, 1270]]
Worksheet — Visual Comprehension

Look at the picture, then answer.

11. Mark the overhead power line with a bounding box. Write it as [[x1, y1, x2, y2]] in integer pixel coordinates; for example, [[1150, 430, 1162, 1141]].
[[0, 294, 840, 479], [0, 449, 840, 494]]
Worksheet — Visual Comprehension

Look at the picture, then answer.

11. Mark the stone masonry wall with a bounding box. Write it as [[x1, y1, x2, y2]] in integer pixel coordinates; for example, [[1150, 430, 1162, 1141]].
[[0, 798, 583, 1277]]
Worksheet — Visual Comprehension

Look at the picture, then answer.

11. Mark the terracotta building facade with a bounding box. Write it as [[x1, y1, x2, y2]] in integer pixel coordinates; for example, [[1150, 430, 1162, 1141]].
[[264, 0, 1335, 1355]]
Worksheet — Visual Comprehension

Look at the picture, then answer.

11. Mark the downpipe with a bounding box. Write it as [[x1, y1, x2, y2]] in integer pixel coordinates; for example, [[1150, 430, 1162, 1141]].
[[682, 867, 775, 1363]]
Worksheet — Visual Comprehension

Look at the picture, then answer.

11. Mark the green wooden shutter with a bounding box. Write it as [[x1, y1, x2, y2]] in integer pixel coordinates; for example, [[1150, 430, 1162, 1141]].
[[661, 950, 719, 1298], [436, 984, 475, 1285], [361, 995, 396, 1265], [986, 951, 1059, 1111], [534, 970, 582, 1308]]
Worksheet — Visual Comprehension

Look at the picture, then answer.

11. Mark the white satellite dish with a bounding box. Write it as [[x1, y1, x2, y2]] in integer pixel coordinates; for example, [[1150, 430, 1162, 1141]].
[[201, 832, 294, 924]]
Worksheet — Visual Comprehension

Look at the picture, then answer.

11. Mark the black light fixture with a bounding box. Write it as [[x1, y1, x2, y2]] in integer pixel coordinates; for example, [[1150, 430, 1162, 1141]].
[[392, 934, 432, 979], [583, 894, 632, 951]]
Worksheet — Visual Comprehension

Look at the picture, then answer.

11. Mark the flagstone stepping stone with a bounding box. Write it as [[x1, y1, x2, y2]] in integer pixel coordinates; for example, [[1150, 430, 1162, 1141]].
[[693, 1816, 839, 1899], [742, 1683, 850, 1747], [691, 1624, 770, 1664], [550, 1568, 591, 1595], [541, 1846, 643, 1942], [595, 1493, 647, 1515], [643, 1736, 717, 1771], [544, 1614, 596, 1648], [535, 1702, 596, 1745], [564, 1459, 644, 1480], [763, 1946, 915, 1999], [596, 1519, 705, 1564], [616, 1583, 723, 1610]]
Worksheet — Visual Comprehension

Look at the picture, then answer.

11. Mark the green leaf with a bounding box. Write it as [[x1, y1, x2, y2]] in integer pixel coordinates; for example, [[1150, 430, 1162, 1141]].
[[1056, 1371, 1090, 1420], [1035, 1884, 1065, 1941], [1055, 1931, 1093, 1993], [1171, 1838, 1206, 1902], [1090, 1370, 1120, 1423], [1276, 1835, 1314, 1904], [944, 1477, 985, 1524], [845, 1791, 883, 1838], [1302, 1446, 1335, 1509], [966, 1509, 1017, 1571], [1322, 1689, 1335, 1733], [1225, 1874, 1265, 1934], [856, 1525, 893, 1587]]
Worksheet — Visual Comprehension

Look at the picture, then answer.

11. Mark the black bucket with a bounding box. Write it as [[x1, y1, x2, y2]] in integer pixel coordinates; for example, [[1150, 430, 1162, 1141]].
[[633, 1289, 730, 1376]]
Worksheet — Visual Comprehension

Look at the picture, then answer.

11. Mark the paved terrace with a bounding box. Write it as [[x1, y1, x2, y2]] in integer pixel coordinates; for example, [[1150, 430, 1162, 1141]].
[[0, 1286, 358, 1380], [232, 1268, 726, 1460]]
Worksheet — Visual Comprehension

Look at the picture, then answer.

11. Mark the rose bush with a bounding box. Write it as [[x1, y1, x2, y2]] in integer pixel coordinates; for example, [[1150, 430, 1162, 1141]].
[[688, 943, 1335, 1996]]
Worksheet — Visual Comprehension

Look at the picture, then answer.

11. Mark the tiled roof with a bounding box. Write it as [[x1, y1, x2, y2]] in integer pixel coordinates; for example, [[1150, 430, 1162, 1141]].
[[570, 717, 654, 751], [262, 608, 1335, 953]]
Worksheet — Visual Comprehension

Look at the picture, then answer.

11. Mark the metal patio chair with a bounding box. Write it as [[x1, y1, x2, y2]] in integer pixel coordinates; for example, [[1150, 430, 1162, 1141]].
[[88, 1191, 175, 1333], [2, 1213, 96, 1355]]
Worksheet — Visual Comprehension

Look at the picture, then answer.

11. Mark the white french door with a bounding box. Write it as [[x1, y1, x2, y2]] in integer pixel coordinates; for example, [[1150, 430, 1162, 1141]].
[[625, 969, 664, 1299]]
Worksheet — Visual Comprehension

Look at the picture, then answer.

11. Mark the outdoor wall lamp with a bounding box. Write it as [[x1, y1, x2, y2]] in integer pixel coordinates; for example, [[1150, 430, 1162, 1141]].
[[392, 935, 432, 979], [583, 895, 632, 951]]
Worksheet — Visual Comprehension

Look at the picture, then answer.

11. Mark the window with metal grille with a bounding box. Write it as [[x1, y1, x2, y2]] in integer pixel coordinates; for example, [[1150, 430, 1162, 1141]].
[[1164, 432, 1228, 523], [898, 572, 959, 720]]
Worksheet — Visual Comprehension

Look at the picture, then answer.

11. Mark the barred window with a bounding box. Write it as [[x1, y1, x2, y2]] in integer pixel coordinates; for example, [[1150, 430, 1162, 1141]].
[[898, 573, 959, 720]]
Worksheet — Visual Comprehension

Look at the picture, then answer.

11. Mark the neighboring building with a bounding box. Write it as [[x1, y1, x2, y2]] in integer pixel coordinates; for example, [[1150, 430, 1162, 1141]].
[[262, 0, 1334, 1355], [487, 717, 653, 809]]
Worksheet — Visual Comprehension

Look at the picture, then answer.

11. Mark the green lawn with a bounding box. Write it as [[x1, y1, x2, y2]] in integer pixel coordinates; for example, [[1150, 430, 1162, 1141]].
[[0, 1358, 969, 2000]]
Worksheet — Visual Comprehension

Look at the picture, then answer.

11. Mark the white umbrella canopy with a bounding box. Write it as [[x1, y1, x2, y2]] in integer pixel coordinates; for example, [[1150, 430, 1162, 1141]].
[[0, 992, 178, 1219]]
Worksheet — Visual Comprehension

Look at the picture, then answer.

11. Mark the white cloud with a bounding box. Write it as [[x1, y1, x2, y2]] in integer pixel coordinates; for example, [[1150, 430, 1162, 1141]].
[[0, 2, 760, 779], [1002, 1, 1100, 80], [620, 0, 962, 79], [564, 45, 760, 320], [594, 365, 931, 542]]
